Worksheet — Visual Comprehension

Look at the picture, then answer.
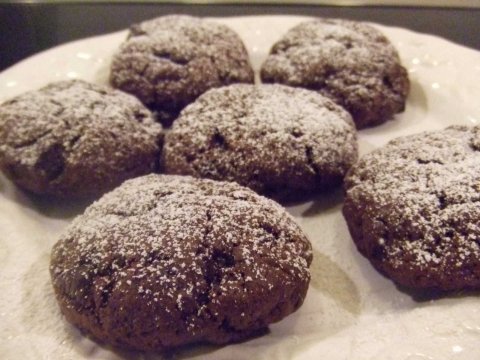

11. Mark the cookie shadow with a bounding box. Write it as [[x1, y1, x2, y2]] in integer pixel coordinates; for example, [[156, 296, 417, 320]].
[[309, 249, 361, 316], [71, 323, 269, 360], [134, 330, 268, 360], [408, 78, 428, 112], [284, 186, 344, 218], [93, 51, 115, 86], [394, 284, 480, 303], [301, 187, 344, 217], [0, 173, 93, 219], [23, 192, 95, 220]]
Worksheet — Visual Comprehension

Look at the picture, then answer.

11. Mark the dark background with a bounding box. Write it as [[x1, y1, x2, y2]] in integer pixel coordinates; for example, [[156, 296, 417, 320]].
[[0, 3, 479, 71]]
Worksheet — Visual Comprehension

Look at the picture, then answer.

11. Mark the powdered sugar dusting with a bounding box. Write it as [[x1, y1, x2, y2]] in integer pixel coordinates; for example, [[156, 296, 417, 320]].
[[263, 19, 395, 83], [260, 18, 409, 128], [50, 174, 312, 348], [1, 14, 480, 359], [110, 15, 254, 123], [163, 83, 357, 197], [0, 79, 162, 197], [344, 125, 480, 289]]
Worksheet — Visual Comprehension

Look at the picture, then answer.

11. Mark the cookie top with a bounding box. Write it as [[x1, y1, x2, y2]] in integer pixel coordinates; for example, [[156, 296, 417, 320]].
[[110, 15, 254, 126], [343, 125, 480, 291], [0, 80, 162, 198], [261, 18, 409, 129], [162, 84, 358, 200], [50, 174, 312, 351]]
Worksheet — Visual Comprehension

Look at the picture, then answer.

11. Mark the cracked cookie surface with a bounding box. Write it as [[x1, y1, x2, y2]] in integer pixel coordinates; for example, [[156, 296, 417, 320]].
[[261, 18, 409, 129], [50, 174, 312, 351], [0, 80, 162, 198], [162, 83, 358, 201], [343, 126, 480, 291], [110, 15, 254, 126]]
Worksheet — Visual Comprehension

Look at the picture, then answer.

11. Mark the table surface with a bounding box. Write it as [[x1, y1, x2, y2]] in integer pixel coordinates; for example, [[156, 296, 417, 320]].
[[0, 3, 479, 72]]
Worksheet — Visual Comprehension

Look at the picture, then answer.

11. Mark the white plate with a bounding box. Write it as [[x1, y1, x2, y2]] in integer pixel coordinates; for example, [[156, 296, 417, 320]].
[[1, 15, 480, 360]]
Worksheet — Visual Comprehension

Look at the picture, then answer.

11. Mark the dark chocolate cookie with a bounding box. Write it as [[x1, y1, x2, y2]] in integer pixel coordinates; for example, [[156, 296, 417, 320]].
[[261, 18, 409, 129], [343, 125, 480, 291], [110, 15, 254, 126], [162, 84, 358, 200], [0, 80, 162, 198], [50, 174, 312, 351]]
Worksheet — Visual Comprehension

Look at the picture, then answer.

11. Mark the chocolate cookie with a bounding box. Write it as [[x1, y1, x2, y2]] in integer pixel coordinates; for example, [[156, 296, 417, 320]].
[[343, 125, 480, 291], [0, 80, 162, 198], [261, 18, 409, 129], [50, 174, 312, 351], [162, 84, 358, 200], [110, 15, 254, 126]]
